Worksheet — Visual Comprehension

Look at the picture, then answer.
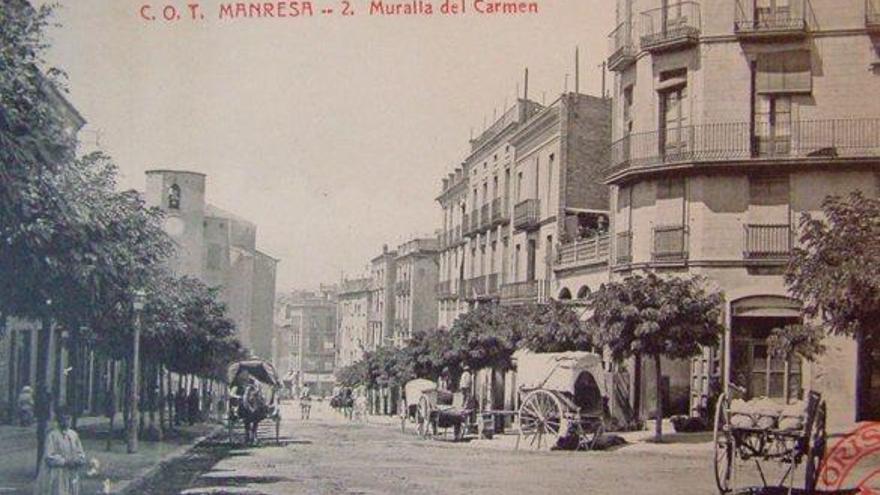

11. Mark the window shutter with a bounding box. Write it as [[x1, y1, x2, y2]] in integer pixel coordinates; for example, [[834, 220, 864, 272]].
[[757, 51, 812, 94]]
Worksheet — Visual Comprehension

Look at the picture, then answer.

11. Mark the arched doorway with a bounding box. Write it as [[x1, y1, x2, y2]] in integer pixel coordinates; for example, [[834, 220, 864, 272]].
[[558, 288, 573, 301], [577, 286, 591, 300], [729, 296, 803, 402]]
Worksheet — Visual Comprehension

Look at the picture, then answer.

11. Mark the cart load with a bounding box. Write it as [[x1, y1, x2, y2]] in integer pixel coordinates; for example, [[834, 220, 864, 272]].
[[226, 359, 282, 445], [514, 350, 616, 451]]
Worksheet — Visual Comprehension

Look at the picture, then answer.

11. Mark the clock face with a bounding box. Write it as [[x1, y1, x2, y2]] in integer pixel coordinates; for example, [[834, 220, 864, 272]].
[[163, 216, 186, 237]]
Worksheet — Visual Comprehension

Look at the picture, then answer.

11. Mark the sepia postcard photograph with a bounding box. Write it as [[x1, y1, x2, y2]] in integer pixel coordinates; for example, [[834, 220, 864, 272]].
[[1, 0, 879, 493]]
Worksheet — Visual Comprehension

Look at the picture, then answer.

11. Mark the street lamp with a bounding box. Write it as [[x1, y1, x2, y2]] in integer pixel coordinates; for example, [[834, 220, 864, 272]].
[[127, 289, 146, 454]]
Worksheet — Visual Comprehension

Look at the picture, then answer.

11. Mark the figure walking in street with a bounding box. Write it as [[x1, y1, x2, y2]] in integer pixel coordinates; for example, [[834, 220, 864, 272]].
[[299, 385, 312, 420], [18, 385, 35, 427], [34, 406, 87, 495], [175, 387, 186, 426]]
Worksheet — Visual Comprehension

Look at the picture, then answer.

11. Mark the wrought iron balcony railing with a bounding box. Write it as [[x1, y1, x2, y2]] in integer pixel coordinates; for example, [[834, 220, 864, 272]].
[[652, 225, 689, 262], [744, 224, 792, 260], [640, 2, 701, 53], [513, 199, 541, 231], [556, 234, 611, 269], [462, 214, 471, 237], [735, 0, 809, 38], [487, 273, 500, 296], [607, 119, 880, 179], [468, 209, 480, 235], [465, 275, 489, 300], [500, 280, 550, 305], [616, 231, 633, 265], [608, 21, 637, 71]]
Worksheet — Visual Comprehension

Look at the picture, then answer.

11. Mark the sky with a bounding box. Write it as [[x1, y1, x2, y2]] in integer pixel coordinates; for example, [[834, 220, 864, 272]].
[[42, 0, 616, 291]]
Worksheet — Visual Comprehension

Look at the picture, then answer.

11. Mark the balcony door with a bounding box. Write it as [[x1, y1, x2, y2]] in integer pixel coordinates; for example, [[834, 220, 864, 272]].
[[526, 239, 536, 282], [659, 83, 689, 161], [755, 0, 790, 29], [754, 95, 792, 157], [660, 0, 686, 35]]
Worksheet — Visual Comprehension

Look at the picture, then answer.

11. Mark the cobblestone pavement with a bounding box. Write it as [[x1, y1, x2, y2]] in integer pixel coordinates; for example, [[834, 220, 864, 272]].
[[135, 402, 729, 495]]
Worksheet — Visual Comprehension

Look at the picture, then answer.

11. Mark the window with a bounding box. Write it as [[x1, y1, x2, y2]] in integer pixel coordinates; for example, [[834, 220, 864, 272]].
[[755, 95, 792, 157], [516, 172, 524, 201], [733, 335, 802, 401], [659, 70, 689, 159], [755, 0, 791, 28], [756, 51, 811, 95], [168, 184, 181, 210], [623, 86, 634, 135]]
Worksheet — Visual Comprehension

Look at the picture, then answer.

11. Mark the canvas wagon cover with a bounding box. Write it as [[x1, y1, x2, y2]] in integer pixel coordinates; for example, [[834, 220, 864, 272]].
[[227, 360, 280, 387], [514, 350, 608, 398], [404, 379, 437, 401]]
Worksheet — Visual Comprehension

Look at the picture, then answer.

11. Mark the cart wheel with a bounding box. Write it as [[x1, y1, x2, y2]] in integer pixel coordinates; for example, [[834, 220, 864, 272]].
[[417, 396, 432, 438], [805, 401, 827, 493], [713, 394, 735, 494], [519, 390, 565, 451]]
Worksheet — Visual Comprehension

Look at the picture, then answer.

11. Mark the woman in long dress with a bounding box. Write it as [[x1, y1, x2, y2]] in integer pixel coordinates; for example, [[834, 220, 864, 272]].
[[34, 407, 87, 495]]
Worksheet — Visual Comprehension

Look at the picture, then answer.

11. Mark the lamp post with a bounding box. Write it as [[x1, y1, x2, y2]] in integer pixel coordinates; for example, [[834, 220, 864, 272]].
[[127, 290, 146, 454]]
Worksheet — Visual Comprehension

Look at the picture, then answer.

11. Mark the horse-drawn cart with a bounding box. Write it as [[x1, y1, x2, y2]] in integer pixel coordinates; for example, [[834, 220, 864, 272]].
[[401, 377, 493, 441], [227, 359, 282, 445], [713, 390, 827, 494], [515, 350, 611, 451]]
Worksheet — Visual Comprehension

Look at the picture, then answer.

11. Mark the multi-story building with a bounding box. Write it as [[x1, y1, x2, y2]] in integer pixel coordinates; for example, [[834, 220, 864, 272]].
[[336, 277, 371, 367], [278, 289, 338, 395], [393, 238, 440, 346], [436, 95, 612, 322], [368, 246, 397, 349], [606, 0, 880, 428], [505, 93, 612, 306], [144, 171, 278, 361], [436, 99, 544, 326]]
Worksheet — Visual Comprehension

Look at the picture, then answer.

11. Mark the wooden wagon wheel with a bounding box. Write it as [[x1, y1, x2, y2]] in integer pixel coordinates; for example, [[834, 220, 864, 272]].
[[519, 390, 565, 451], [804, 400, 827, 493], [417, 395, 433, 438], [713, 394, 736, 494]]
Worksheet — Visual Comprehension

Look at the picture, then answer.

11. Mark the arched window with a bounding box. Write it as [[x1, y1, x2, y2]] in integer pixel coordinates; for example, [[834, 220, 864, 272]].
[[577, 286, 591, 300], [168, 183, 181, 210], [558, 288, 573, 300]]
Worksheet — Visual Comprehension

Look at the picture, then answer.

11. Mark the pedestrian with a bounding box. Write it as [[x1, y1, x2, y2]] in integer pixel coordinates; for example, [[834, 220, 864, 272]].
[[187, 387, 199, 426], [165, 388, 175, 427], [18, 385, 34, 427], [34, 406, 87, 495], [175, 387, 186, 426], [299, 385, 311, 420]]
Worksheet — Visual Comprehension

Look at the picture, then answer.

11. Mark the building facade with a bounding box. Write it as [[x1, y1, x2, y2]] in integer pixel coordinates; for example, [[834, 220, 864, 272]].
[[393, 238, 440, 346], [368, 247, 397, 349], [606, 0, 880, 429], [278, 289, 338, 396], [144, 171, 278, 360], [336, 278, 371, 367]]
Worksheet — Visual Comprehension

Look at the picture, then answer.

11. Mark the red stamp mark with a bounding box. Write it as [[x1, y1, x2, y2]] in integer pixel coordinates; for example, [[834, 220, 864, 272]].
[[820, 422, 880, 494]]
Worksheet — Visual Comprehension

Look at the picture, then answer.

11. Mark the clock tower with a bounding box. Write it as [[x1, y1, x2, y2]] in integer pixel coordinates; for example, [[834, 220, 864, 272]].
[[145, 169, 207, 279]]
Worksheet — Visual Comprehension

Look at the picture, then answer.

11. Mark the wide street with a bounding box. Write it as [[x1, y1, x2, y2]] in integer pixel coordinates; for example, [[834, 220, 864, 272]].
[[136, 401, 721, 495]]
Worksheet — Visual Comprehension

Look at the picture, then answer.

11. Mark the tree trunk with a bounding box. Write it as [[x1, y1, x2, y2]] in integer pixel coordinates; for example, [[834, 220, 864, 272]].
[[7, 323, 17, 425], [52, 325, 63, 411], [106, 360, 116, 452], [157, 365, 165, 440], [70, 326, 80, 428], [632, 353, 642, 423], [127, 314, 141, 454], [35, 317, 53, 475], [654, 355, 663, 443], [122, 358, 130, 432]]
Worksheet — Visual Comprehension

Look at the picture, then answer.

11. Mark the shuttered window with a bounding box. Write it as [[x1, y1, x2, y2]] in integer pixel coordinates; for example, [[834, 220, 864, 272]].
[[756, 51, 812, 94]]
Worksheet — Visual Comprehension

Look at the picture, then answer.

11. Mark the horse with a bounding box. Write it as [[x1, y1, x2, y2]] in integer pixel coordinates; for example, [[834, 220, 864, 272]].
[[239, 385, 269, 445]]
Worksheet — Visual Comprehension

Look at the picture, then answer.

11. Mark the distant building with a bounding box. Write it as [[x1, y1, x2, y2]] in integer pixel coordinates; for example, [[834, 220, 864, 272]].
[[336, 277, 371, 368], [368, 246, 397, 349], [277, 289, 338, 395], [392, 238, 440, 347], [144, 170, 278, 360]]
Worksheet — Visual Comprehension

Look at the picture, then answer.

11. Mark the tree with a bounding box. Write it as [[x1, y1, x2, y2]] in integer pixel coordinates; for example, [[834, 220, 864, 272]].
[[786, 192, 880, 420], [448, 305, 523, 373], [519, 300, 592, 353], [587, 273, 724, 441]]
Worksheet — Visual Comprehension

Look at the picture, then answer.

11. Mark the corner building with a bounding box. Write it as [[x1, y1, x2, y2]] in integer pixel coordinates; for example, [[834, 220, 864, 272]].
[[606, 0, 880, 429]]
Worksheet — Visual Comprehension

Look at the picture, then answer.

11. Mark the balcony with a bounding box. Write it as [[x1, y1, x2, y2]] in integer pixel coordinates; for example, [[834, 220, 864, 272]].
[[607, 119, 880, 181], [652, 225, 689, 262], [465, 275, 489, 300], [608, 21, 637, 71], [868, 0, 880, 31], [480, 204, 491, 231], [640, 2, 700, 54], [513, 199, 541, 231], [491, 197, 509, 225], [487, 273, 500, 296], [556, 234, 611, 270], [396, 280, 410, 295], [744, 224, 792, 261], [436, 281, 451, 298], [616, 231, 633, 265], [735, 0, 809, 40], [500, 280, 550, 306]]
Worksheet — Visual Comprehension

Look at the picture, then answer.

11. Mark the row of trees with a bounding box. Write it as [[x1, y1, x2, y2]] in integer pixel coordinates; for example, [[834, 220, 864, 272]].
[[337, 275, 725, 440], [1, 2, 248, 469]]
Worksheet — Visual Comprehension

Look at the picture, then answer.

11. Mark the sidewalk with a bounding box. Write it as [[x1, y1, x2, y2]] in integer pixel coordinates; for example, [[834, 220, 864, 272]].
[[0, 416, 220, 495]]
